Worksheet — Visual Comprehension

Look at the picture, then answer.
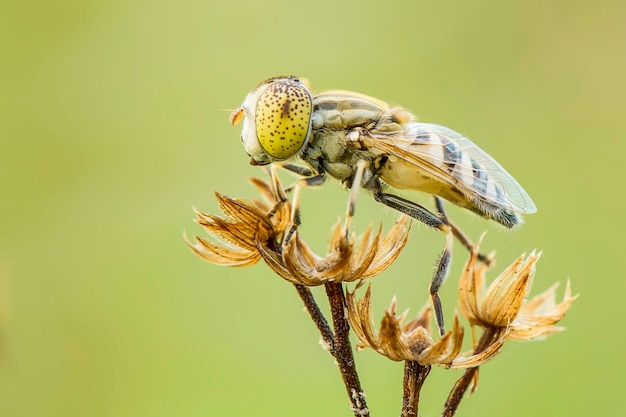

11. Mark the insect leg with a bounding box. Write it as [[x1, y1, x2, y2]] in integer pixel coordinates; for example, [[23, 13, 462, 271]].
[[369, 185, 452, 336], [280, 165, 327, 193], [272, 166, 327, 246], [430, 230, 453, 337], [291, 174, 328, 188], [434, 197, 492, 265], [282, 181, 303, 245], [279, 163, 315, 177], [265, 164, 289, 217], [342, 160, 368, 239], [265, 165, 302, 246], [269, 164, 287, 204]]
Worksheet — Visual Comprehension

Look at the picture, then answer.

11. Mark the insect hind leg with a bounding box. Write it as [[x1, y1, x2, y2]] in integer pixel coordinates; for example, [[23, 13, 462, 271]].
[[368, 183, 451, 336], [434, 197, 493, 266]]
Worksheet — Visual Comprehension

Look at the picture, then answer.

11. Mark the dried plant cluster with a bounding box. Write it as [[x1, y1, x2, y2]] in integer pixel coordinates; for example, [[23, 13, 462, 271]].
[[187, 174, 577, 417]]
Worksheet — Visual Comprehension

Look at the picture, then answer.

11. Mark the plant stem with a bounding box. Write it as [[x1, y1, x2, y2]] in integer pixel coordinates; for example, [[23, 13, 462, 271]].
[[293, 284, 335, 351], [442, 327, 501, 417], [325, 282, 369, 417], [401, 361, 431, 417], [442, 368, 478, 417]]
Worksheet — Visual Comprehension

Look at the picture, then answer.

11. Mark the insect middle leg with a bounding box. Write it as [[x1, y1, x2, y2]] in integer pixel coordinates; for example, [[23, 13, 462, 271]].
[[368, 183, 453, 336], [342, 159, 369, 239]]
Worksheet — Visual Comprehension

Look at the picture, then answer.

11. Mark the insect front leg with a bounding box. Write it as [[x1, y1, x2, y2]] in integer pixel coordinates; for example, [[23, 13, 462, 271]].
[[265, 165, 303, 246], [279, 163, 327, 193], [434, 197, 492, 266], [279, 163, 315, 178], [368, 182, 452, 336], [282, 181, 303, 246], [272, 164, 328, 247], [266, 164, 289, 216]]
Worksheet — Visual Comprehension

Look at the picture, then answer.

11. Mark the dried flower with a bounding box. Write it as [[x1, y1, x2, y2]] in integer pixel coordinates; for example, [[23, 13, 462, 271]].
[[187, 176, 410, 286], [458, 238, 578, 340], [441, 242, 578, 415], [346, 283, 506, 368], [186, 177, 290, 267], [188, 171, 578, 417]]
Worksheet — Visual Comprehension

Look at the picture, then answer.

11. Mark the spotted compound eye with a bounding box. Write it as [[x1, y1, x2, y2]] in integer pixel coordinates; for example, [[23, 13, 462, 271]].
[[254, 79, 312, 160]]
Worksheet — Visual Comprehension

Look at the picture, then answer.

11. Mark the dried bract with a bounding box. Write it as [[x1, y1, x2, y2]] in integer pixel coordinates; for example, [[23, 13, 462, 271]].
[[261, 217, 410, 285], [346, 284, 506, 368], [188, 177, 410, 286], [186, 178, 290, 267], [458, 241, 578, 340]]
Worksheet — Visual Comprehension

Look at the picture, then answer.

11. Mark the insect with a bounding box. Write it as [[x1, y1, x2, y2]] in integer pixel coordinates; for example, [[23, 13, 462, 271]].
[[230, 76, 536, 335]]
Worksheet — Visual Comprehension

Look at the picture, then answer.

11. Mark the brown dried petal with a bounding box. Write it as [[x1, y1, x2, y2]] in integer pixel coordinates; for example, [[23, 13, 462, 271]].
[[402, 305, 431, 335], [346, 284, 487, 367], [186, 235, 260, 267], [362, 217, 411, 278], [346, 283, 382, 352], [450, 327, 509, 368], [262, 217, 409, 286], [379, 304, 415, 361], [314, 222, 357, 280], [480, 251, 540, 327], [191, 177, 409, 286], [281, 235, 334, 285], [248, 177, 278, 209], [415, 314, 464, 365], [458, 239, 576, 345], [458, 248, 484, 326], [508, 280, 578, 341]]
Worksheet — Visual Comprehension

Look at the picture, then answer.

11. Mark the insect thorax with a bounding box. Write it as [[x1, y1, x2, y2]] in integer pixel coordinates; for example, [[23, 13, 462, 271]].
[[302, 128, 377, 185], [301, 91, 396, 185]]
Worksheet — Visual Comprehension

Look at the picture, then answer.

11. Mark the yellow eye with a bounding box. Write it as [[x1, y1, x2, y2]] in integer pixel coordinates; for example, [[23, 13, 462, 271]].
[[255, 78, 312, 160]]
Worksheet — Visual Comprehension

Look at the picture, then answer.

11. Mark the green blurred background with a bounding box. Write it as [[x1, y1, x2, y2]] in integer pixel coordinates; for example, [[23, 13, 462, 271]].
[[1, 0, 624, 416]]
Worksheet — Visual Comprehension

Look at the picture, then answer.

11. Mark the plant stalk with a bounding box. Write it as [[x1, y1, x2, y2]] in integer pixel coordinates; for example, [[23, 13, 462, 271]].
[[442, 327, 502, 417], [401, 360, 431, 417], [325, 282, 369, 417], [293, 284, 335, 351]]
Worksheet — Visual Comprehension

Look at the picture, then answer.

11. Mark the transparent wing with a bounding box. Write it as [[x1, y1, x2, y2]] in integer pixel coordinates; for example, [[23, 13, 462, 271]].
[[365, 122, 537, 214]]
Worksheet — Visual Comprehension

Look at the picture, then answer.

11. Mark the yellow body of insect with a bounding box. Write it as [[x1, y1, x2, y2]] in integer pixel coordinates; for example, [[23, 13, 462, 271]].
[[230, 76, 536, 228]]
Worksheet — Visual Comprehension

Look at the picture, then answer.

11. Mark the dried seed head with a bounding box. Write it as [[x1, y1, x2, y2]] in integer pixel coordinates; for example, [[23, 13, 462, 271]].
[[186, 179, 290, 267], [458, 238, 578, 340], [346, 283, 505, 368], [508, 279, 577, 340], [187, 176, 410, 286]]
